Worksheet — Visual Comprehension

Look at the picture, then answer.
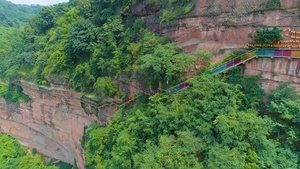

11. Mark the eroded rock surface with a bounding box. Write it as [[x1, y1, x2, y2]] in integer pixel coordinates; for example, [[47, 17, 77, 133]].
[[0, 1, 299, 168], [137, 0, 300, 54], [0, 82, 101, 169], [245, 57, 300, 93]]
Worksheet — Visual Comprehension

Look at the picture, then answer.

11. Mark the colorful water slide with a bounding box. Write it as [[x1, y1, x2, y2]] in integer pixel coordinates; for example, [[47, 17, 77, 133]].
[[15, 49, 300, 109], [98, 49, 300, 108]]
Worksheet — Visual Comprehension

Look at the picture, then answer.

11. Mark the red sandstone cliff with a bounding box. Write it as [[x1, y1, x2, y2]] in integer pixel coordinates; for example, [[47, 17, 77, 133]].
[[1, 57, 298, 168], [0, 1, 299, 168], [0, 81, 103, 169], [135, 0, 300, 92], [245, 57, 300, 93], [135, 0, 300, 54]]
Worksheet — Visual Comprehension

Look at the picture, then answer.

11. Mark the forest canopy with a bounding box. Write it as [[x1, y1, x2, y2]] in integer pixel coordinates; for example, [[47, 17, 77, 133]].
[[0, 0, 41, 27], [0, 0, 196, 98], [0, 133, 58, 169], [83, 69, 299, 168], [0, 0, 299, 168]]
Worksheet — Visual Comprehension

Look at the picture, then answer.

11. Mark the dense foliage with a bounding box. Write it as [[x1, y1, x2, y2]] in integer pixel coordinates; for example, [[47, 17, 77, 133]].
[[0, 83, 31, 105], [0, 1, 299, 168], [83, 71, 299, 168], [266, 82, 300, 155], [149, 0, 195, 26], [248, 26, 283, 46], [0, 0, 41, 27], [0, 0, 41, 84], [136, 42, 194, 89], [0, 26, 24, 82], [47, 158, 74, 169], [0, 133, 58, 169], [196, 50, 246, 75], [0, 0, 195, 98]]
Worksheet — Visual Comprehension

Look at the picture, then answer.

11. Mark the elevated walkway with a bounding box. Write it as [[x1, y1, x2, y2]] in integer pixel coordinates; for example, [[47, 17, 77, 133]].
[[12, 49, 300, 109], [98, 49, 300, 108]]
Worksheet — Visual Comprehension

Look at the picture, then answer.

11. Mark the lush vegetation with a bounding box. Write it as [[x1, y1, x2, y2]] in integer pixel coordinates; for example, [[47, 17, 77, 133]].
[[248, 26, 283, 47], [195, 50, 246, 75], [149, 0, 195, 26], [0, 0, 41, 27], [0, 0, 41, 90], [0, 83, 32, 106], [0, 0, 196, 99], [47, 158, 74, 169], [83, 68, 299, 168], [0, 0, 299, 169], [0, 133, 59, 169], [0, 26, 24, 82]]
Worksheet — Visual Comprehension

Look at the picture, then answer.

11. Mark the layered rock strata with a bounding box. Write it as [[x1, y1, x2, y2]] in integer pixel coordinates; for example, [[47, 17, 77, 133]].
[[135, 0, 300, 54], [244, 57, 300, 93], [0, 81, 101, 169]]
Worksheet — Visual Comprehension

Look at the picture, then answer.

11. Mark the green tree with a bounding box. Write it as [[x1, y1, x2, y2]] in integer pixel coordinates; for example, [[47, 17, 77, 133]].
[[248, 26, 283, 46], [225, 66, 266, 109], [84, 75, 298, 169], [77, 0, 92, 18], [0, 83, 31, 105], [149, 0, 195, 26], [93, 76, 117, 97], [89, 15, 133, 76], [65, 18, 96, 65], [31, 6, 56, 34], [266, 82, 300, 156], [136, 42, 194, 89], [20, 51, 37, 66], [71, 62, 95, 91], [84, 123, 109, 169], [43, 8, 80, 75], [194, 50, 213, 66], [0, 133, 58, 169], [32, 148, 37, 155], [0, 26, 24, 81], [0, 0, 42, 27]]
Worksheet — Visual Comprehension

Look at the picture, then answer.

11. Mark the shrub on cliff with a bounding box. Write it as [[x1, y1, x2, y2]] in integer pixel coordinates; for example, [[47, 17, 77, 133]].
[[0, 133, 58, 169], [0, 0, 199, 99], [0, 83, 32, 106], [248, 26, 283, 47], [135, 42, 194, 89], [266, 81, 300, 154], [32, 148, 37, 155]]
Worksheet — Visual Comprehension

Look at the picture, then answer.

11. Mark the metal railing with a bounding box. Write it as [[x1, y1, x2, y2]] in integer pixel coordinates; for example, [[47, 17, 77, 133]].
[[15, 49, 300, 109], [97, 49, 300, 108]]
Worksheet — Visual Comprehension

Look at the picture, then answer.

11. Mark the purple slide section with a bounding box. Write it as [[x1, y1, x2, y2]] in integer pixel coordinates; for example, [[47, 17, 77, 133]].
[[274, 50, 283, 56], [226, 60, 234, 68]]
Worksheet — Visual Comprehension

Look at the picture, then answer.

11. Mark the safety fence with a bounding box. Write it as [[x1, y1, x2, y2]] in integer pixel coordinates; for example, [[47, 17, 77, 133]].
[[205, 49, 300, 75], [237, 29, 300, 48], [16, 49, 300, 109], [98, 81, 191, 108], [15, 81, 99, 107], [97, 49, 300, 108]]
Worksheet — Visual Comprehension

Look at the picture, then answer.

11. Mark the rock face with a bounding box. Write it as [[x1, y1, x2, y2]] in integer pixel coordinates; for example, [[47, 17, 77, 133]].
[[138, 0, 300, 54], [136, 0, 300, 92], [244, 57, 300, 93], [0, 81, 100, 169], [0, 1, 299, 169]]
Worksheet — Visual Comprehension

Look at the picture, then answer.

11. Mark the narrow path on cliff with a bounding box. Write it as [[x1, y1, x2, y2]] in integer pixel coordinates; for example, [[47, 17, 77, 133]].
[[14, 49, 300, 110], [97, 49, 300, 108]]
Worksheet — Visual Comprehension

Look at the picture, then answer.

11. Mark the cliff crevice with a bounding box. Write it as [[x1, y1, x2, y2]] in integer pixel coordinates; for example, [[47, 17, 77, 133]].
[[0, 81, 102, 169]]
